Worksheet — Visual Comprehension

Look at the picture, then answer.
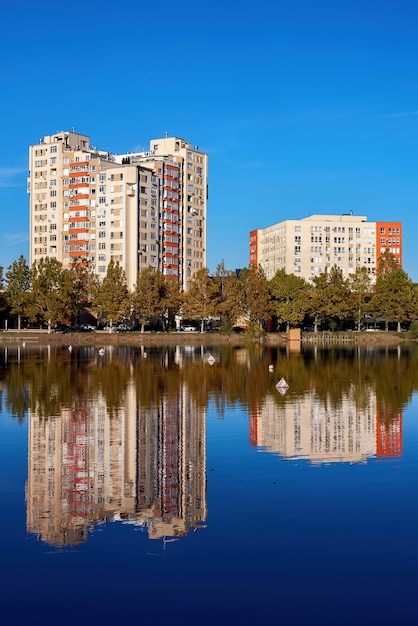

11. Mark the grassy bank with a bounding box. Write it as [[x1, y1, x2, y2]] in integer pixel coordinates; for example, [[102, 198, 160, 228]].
[[0, 329, 411, 348]]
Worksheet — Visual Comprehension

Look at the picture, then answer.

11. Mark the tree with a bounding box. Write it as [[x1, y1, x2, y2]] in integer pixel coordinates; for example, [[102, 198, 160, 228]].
[[68, 257, 96, 326], [214, 261, 245, 330], [311, 266, 354, 330], [28, 257, 74, 331], [5, 255, 31, 330], [164, 280, 184, 330], [91, 260, 130, 330], [269, 269, 310, 330], [132, 267, 167, 332], [181, 268, 219, 332], [377, 250, 400, 279], [348, 267, 372, 331], [240, 265, 272, 329], [370, 268, 417, 331]]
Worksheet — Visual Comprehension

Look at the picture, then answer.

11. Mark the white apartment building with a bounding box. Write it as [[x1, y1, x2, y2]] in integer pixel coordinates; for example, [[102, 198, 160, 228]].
[[250, 213, 402, 282], [28, 131, 208, 290]]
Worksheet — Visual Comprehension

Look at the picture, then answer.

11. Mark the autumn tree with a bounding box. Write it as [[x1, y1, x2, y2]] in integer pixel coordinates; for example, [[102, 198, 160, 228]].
[[132, 267, 168, 332], [5, 255, 31, 330], [181, 267, 219, 331], [91, 260, 130, 330], [377, 250, 400, 278], [269, 269, 310, 330], [240, 265, 271, 329], [164, 280, 184, 330], [0, 266, 5, 325], [28, 257, 74, 331]]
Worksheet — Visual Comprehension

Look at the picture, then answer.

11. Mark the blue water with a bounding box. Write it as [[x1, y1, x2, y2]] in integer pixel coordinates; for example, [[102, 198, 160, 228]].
[[1, 345, 417, 625]]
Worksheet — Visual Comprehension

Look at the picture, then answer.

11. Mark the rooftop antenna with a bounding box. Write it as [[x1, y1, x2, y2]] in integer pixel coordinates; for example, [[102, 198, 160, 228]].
[[72, 126, 76, 133], [165, 131, 169, 138]]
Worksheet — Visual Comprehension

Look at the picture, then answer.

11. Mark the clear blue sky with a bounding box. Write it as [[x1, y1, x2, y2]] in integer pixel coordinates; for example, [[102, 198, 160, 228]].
[[1, 0, 418, 278]]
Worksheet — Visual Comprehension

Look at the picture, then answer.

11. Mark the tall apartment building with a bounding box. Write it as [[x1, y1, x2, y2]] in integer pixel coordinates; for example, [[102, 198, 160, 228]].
[[28, 131, 208, 290], [250, 213, 402, 282]]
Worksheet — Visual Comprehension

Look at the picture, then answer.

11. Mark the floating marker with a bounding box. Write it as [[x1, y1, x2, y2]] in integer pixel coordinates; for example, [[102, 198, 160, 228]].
[[268, 364, 274, 372], [207, 355, 216, 366], [275, 377, 289, 391]]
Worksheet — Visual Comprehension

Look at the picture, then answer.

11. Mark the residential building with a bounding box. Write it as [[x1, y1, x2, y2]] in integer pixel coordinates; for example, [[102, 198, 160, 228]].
[[28, 131, 208, 290], [250, 213, 402, 282]]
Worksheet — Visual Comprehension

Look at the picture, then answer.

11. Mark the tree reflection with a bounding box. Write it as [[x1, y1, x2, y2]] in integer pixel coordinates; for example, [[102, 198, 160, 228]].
[[2, 343, 416, 547], [1, 344, 417, 426]]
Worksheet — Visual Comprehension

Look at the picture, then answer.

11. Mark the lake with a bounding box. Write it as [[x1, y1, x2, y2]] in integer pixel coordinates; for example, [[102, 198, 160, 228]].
[[1, 342, 417, 625]]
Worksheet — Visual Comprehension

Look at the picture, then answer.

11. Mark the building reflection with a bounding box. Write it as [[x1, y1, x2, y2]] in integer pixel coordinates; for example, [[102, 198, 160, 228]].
[[26, 381, 207, 546], [250, 387, 402, 463]]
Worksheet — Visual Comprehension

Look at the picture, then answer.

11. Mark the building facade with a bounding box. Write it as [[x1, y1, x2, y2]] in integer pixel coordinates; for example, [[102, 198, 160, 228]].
[[250, 213, 402, 282], [28, 131, 208, 290]]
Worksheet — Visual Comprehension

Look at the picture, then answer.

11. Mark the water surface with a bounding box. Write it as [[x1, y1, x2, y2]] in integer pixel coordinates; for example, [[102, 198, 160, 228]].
[[1, 344, 417, 624]]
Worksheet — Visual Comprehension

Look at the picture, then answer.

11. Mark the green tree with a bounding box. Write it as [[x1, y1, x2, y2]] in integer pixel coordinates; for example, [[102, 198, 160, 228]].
[[311, 266, 354, 330], [5, 255, 31, 330], [269, 269, 310, 330], [348, 267, 372, 331], [132, 267, 167, 332], [68, 257, 96, 326], [181, 267, 219, 331], [28, 257, 74, 331], [371, 268, 417, 331], [214, 261, 245, 330], [91, 260, 130, 330]]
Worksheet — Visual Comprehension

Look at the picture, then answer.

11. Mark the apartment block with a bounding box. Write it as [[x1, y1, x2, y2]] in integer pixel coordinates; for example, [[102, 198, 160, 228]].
[[28, 131, 208, 290], [250, 213, 402, 282]]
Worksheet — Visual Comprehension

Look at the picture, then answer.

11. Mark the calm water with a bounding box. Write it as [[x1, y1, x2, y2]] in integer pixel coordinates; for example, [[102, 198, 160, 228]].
[[1, 343, 418, 625]]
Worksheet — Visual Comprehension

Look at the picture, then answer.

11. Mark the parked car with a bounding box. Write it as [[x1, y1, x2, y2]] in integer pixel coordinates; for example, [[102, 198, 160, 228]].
[[115, 324, 130, 332], [179, 325, 198, 332]]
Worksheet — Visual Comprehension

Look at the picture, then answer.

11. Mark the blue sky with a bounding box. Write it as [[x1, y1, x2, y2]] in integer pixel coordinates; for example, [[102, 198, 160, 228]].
[[1, 0, 418, 278]]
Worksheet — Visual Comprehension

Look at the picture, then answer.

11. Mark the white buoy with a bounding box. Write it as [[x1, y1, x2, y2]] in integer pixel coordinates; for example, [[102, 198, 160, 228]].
[[275, 377, 289, 391], [207, 355, 215, 366], [268, 364, 274, 372], [68, 345, 73, 352], [98, 347, 105, 355], [22, 342, 26, 348]]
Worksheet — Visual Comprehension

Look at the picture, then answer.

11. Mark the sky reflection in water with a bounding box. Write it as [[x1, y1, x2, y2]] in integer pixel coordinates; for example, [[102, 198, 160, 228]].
[[0, 343, 417, 625]]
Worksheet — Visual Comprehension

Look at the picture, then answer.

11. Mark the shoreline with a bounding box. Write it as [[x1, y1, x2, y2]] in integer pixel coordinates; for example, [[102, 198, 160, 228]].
[[0, 329, 411, 348]]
